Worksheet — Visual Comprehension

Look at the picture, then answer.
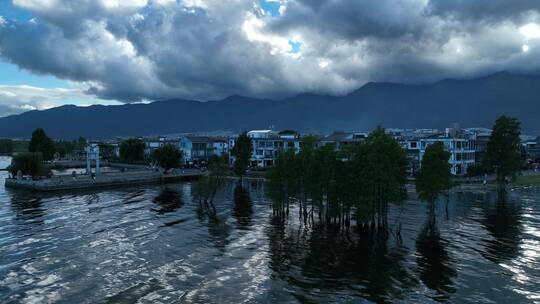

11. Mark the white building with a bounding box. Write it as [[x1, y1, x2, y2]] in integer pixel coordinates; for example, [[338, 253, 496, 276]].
[[319, 132, 367, 150], [407, 128, 477, 176], [179, 136, 229, 164], [247, 130, 301, 168]]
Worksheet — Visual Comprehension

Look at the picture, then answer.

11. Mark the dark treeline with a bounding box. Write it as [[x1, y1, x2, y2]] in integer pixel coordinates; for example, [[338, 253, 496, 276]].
[[267, 116, 523, 229], [0, 139, 14, 155], [267, 127, 407, 231]]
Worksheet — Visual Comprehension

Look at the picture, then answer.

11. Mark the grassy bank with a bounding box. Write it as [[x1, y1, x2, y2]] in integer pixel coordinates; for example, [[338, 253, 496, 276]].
[[514, 174, 540, 187]]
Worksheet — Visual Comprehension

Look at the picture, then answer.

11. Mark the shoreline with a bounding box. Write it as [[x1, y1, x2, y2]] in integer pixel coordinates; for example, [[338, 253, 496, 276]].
[[4, 169, 205, 192]]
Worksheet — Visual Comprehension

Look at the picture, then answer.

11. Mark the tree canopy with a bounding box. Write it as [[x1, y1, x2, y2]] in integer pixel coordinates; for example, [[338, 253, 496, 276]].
[[98, 143, 117, 160], [152, 144, 183, 172], [119, 138, 146, 164], [267, 126, 408, 228], [194, 155, 229, 209], [231, 132, 252, 178], [28, 128, 56, 161], [415, 142, 452, 203], [55, 141, 76, 158], [0, 139, 14, 155], [483, 116, 521, 189]]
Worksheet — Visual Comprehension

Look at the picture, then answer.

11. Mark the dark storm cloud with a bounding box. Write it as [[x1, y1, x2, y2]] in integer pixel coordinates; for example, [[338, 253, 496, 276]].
[[426, 0, 540, 21], [0, 0, 539, 111], [269, 0, 427, 40]]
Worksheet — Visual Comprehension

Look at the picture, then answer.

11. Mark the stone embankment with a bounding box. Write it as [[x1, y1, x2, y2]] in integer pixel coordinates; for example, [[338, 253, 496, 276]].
[[5, 169, 205, 192]]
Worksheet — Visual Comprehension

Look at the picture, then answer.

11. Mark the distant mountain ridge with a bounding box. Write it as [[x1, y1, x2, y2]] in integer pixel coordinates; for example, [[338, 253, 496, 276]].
[[0, 71, 539, 139]]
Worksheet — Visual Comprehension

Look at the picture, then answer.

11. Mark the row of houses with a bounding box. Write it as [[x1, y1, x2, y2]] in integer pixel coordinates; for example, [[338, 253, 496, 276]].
[[145, 128, 480, 175], [102, 127, 539, 176], [142, 136, 229, 166], [396, 128, 479, 176], [523, 136, 540, 163]]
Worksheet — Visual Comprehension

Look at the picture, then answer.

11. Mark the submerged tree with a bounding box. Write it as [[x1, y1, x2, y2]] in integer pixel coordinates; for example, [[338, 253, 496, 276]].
[[267, 149, 300, 217], [28, 128, 56, 161], [152, 144, 183, 173], [352, 127, 408, 228], [266, 126, 408, 231], [194, 155, 229, 211], [483, 116, 521, 192], [415, 142, 452, 210], [231, 132, 252, 179]]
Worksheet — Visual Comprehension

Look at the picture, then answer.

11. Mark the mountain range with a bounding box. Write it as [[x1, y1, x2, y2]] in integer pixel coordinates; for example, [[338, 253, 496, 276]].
[[0, 71, 538, 139]]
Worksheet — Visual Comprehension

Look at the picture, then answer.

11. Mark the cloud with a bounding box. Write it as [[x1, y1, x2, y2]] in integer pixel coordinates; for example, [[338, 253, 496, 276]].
[[0, 0, 539, 110], [426, 0, 540, 22], [0, 85, 119, 117]]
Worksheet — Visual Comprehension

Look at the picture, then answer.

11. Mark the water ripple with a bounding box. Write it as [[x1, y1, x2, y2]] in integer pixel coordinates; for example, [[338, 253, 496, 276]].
[[1, 159, 540, 303]]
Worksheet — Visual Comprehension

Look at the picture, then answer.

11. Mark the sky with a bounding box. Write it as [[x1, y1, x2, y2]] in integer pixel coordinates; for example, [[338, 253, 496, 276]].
[[0, 0, 539, 117]]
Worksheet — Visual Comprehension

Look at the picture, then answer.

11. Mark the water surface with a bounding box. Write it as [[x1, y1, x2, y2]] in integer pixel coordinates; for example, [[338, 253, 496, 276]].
[[1, 156, 539, 303]]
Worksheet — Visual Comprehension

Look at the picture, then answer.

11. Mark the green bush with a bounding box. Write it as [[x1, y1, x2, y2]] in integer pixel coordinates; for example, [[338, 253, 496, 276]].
[[29, 128, 56, 161], [8, 152, 48, 178], [120, 138, 146, 163], [0, 139, 14, 154], [152, 144, 183, 171]]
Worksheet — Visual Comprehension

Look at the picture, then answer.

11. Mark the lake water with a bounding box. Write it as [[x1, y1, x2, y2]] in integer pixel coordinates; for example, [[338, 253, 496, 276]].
[[1, 155, 540, 303]]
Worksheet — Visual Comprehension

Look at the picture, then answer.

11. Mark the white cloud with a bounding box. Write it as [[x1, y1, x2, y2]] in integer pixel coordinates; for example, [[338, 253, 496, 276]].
[[520, 23, 540, 39], [0, 85, 120, 117], [0, 0, 538, 115]]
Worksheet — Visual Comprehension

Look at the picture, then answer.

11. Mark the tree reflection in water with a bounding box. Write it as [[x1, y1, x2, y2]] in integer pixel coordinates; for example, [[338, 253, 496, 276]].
[[152, 187, 183, 214], [232, 185, 253, 229], [481, 193, 522, 263], [194, 189, 232, 253], [267, 219, 414, 303], [8, 190, 45, 225], [415, 207, 457, 301]]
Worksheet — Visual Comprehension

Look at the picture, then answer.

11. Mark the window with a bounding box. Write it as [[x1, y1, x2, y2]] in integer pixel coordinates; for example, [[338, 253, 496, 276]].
[[410, 141, 417, 148]]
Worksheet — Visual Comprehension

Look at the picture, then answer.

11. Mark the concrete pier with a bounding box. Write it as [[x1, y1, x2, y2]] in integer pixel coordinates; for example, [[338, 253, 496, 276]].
[[5, 169, 205, 192]]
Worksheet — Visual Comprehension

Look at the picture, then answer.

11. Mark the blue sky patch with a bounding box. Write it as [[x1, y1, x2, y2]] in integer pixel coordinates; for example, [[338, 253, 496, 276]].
[[0, 61, 72, 88], [289, 40, 302, 54], [0, 1, 33, 22], [259, 0, 281, 17]]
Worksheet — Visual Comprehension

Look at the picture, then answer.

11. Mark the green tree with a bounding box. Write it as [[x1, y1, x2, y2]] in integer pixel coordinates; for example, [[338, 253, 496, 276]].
[[152, 144, 183, 172], [55, 141, 76, 158], [231, 132, 252, 179], [8, 152, 48, 178], [352, 127, 407, 227], [265, 127, 408, 229], [12, 140, 29, 153], [415, 142, 452, 205], [77, 137, 87, 150], [267, 149, 300, 216], [119, 138, 146, 164], [483, 116, 522, 191], [28, 128, 56, 161], [0, 139, 14, 155], [194, 155, 229, 210], [98, 143, 117, 160]]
